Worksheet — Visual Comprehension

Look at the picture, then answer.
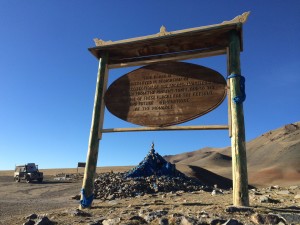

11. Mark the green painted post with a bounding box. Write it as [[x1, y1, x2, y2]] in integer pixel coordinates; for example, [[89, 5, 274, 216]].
[[228, 30, 249, 206], [80, 53, 108, 209]]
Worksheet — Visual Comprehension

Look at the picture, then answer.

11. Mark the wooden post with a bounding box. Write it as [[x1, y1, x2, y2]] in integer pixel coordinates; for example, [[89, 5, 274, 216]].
[[227, 47, 232, 138], [228, 30, 249, 206], [80, 53, 108, 209]]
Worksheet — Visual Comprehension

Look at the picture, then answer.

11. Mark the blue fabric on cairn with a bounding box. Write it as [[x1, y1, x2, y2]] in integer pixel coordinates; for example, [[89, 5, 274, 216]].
[[124, 145, 183, 178]]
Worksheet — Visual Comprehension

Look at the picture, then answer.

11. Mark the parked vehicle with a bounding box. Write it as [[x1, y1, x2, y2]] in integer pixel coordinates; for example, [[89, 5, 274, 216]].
[[14, 163, 43, 183]]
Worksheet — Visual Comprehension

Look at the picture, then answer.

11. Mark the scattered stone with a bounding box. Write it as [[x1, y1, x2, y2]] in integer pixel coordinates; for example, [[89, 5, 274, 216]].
[[222, 219, 243, 225], [25, 214, 38, 220], [180, 216, 199, 225], [294, 194, 300, 199], [251, 213, 287, 224], [89, 218, 105, 225], [176, 190, 184, 195], [53, 175, 73, 181], [88, 221, 102, 225], [143, 210, 168, 222], [259, 195, 280, 204], [259, 195, 269, 203], [106, 194, 116, 200], [199, 210, 209, 217], [129, 215, 147, 224], [153, 199, 164, 205], [210, 218, 227, 225], [277, 190, 291, 195], [23, 214, 55, 225], [280, 213, 300, 224], [250, 213, 264, 224], [265, 214, 287, 225], [107, 200, 118, 206], [289, 185, 298, 190], [272, 185, 280, 189], [169, 213, 184, 224], [225, 206, 254, 213], [211, 190, 223, 196], [138, 208, 151, 216], [71, 194, 81, 200], [159, 217, 169, 225], [251, 190, 262, 196], [171, 213, 184, 218], [102, 217, 121, 225], [23, 220, 35, 225], [35, 216, 54, 225], [69, 209, 92, 217]]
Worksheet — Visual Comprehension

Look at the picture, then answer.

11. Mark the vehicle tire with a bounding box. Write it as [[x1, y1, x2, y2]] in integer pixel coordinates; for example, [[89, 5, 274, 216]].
[[26, 177, 31, 183], [15, 176, 20, 182], [37, 178, 43, 183]]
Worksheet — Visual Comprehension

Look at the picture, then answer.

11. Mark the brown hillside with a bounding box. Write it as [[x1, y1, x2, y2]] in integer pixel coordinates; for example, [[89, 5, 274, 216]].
[[164, 147, 212, 164], [165, 122, 300, 187]]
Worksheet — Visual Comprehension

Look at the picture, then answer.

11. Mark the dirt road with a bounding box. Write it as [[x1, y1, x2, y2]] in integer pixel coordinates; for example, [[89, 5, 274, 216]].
[[0, 175, 81, 224]]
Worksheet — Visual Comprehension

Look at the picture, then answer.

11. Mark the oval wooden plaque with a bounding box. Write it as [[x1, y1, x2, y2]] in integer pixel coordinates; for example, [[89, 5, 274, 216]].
[[104, 61, 227, 127]]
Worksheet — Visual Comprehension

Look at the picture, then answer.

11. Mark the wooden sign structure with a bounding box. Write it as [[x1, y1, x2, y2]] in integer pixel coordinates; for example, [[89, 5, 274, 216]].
[[80, 12, 250, 208]]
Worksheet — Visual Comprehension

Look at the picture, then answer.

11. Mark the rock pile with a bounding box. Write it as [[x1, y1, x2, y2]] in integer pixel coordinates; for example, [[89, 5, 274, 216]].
[[124, 144, 183, 178], [94, 172, 209, 200], [94, 144, 210, 200]]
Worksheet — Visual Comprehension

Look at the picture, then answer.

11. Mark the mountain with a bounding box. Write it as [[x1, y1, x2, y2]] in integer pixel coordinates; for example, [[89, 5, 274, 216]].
[[164, 122, 300, 187]]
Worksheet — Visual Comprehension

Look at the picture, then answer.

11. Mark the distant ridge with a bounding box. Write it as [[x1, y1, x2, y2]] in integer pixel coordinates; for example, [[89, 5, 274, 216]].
[[164, 122, 300, 187]]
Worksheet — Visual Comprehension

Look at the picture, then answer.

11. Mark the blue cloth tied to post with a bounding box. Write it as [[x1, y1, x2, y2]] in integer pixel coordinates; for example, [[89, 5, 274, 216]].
[[80, 188, 94, 208], [227, 74, 246, 104]]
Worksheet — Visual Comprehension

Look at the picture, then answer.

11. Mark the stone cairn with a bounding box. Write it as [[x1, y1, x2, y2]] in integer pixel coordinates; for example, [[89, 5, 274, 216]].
[[94, 144, 211, 200]]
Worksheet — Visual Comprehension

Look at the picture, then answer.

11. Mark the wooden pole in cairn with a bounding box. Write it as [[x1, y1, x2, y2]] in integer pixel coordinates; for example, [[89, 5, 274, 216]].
[[228, 30, 249, 206], [80, 53, 108, 209]]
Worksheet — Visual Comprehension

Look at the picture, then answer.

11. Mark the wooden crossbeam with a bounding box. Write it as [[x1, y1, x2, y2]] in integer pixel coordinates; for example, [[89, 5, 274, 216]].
[[101, 125, 229, 134]]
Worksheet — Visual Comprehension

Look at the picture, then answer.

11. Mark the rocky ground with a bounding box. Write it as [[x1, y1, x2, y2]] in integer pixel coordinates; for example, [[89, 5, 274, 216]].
[[0, 174, 81, 225], [1, 171, 299, 225]]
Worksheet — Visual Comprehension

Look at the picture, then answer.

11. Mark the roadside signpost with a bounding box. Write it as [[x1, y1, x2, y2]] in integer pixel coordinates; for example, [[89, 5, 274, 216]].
[[80, 12, 250, 208], [77, 162, 86, 173]]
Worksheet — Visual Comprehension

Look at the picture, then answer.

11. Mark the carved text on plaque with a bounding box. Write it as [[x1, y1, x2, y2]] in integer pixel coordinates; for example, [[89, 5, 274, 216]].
[[105, 62, 227, 127]]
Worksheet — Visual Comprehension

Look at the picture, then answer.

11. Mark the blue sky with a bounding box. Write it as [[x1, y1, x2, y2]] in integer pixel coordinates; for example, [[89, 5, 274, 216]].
[[0, 1, 299, 170]]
